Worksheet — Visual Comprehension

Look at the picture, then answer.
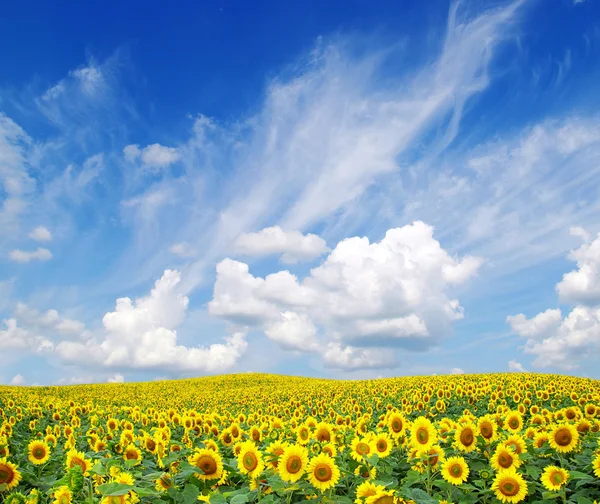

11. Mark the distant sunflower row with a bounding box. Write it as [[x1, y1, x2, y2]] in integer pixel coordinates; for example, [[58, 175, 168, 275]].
[[0, 372, 599, 503]]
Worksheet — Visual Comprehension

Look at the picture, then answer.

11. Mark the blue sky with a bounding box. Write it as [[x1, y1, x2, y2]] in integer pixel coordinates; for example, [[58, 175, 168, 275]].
[[2, 0, 600, 386]]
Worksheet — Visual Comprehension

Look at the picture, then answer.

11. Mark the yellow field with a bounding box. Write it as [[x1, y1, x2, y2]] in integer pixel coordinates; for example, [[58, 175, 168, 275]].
[[1, 373, 600, 503]]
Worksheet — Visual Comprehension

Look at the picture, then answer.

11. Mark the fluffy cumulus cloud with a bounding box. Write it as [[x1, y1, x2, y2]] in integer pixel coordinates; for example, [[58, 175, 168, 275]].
[[123, 143, 180, 168], [10, 374, 24, 385], [508, 229, 600, 369], [234, 226, 329, 263], [29, 226, 52, 242], [8, 248, 52, 263], [55, 270, 247, 374], [14, 302, 86, 335], [0, 318, 54, 353], [209, 221, 481, 369], [556, 228, 600, 305], [508, 360, 527, 372]]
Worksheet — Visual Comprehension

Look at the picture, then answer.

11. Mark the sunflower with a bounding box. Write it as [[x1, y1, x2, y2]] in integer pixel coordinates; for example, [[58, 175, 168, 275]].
[[410, 417, 437, 450], [0, 457, 22, 490], [5, 493, 27, 504], [491, 445, 521, 471], [27, 489, 40, 504], [549, 424, 579, 453], [265, 441, 288, 471], [296, 425, 311, 445], [237, 441, 264, 479], [52, 486, 72, 504], [351, 436, 375, 462], [278, 444, 309, 483], [122, 445, 142, 466], [387, 412, 407, 439], [373, 432, 392, 458], [365, 489, 398, 504], [188, 448, 224, 481], [441, 456, 469, 486], [504, 411, 523, 433], [321, 443, 338, 458], [113, 471, 134, 485], [306, 453, 340, 492], [355, 481, 381, 503], [540, 465, 569, 491], [477, 416, 498, 443], [491, 467, 528, 504], [502, 434, 527, 456], [592, 453, 600, 478], [27, 440, 50, 465], [417, 444, 445, 470], [454, 421, 477, 453], [65, 449, 92, 476], [313, 422, 333, 443]]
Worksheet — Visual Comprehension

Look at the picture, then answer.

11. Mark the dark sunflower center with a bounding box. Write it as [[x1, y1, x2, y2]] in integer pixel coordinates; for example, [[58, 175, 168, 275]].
[[373, 497, 395, 504], [480, 424, 492, 437], [451, 464, 463, 477], [0, 466, 13, 482], [509, 419, 519, 429], [314, 464, 332, 482], [243, 453, 258, 471], [125, 450, 138, 460], [391, 419, 402, 433], [498, 453, 512, 468], [377, 440, 387, 452], [460, 429, 474, 446], [196, 455, 217, 475], [555, 429, 572, 446], [356, 442, 370, 455], [500, 478, 519, 496], [33, 447, 45, 458], [417, 428, 429, 444], [287, 456, 301, 473], [551, 472, 564, 485]]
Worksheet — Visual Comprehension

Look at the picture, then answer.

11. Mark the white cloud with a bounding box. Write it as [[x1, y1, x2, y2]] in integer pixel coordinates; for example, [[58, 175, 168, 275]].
[[234, 226, 329, 263], [13, 303, 87, 336], [513, 306, 600, 370], [556, 230, 600, 305], [508, 360, 527, 372], [55, 269, 247, 374], [209, 221, 480, 368], [264, 311, 319, 352], [72, 65, 104, 96], [169, 242, 196, 258], [10, 374, 24, 386], [508, 230, 600, 370], [0, 318, 54, 353], [107, 373, 124, 383], [8, 248, 52, 263], [450, 368, 465, 375], [123, 144, 141, 163], [322, 342, 397, 371], [506, 309, 562, 340], [124, 143, 180, 168], [28, 226, 52, 242]]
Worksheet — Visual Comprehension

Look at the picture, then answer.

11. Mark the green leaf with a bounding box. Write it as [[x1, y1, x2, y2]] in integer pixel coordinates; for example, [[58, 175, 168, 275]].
[[576, 498, 595, 504], [403, 488, 438, 504], [570, 471, 594, 480], [97, 482, 135, 497], [182, 484, 200, 504], [365, 453, 379, 467], [209, 494, 228, 504], [90, 462, 106, 476], [229, 494, 249, 504]]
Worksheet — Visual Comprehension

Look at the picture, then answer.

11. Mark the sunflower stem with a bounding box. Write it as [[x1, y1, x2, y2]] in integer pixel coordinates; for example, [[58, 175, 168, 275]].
[[88, 476, 94, 504]]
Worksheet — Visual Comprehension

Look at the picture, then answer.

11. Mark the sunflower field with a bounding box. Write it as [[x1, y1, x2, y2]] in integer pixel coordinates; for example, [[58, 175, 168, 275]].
[[1, 373, 600, 504]]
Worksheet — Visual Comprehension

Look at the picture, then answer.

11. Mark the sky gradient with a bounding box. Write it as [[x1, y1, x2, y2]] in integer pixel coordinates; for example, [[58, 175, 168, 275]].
[[2, 0, 600, 385]]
